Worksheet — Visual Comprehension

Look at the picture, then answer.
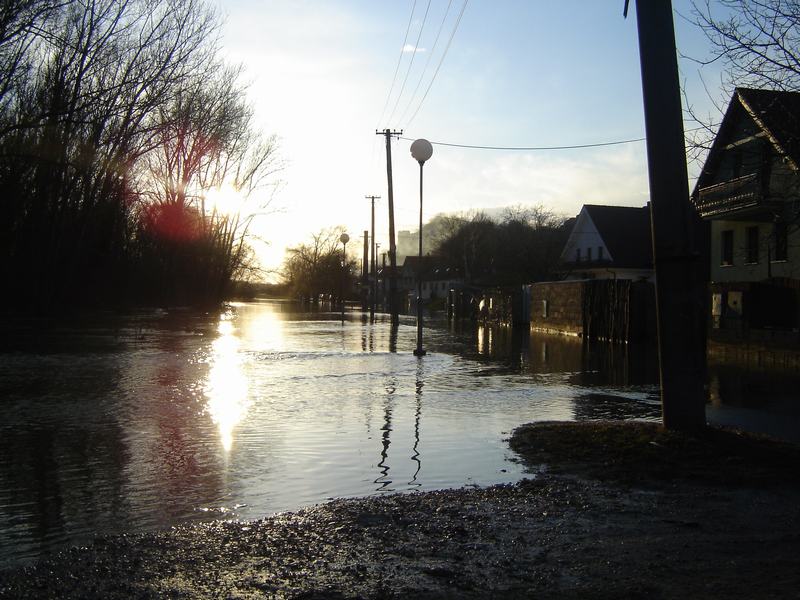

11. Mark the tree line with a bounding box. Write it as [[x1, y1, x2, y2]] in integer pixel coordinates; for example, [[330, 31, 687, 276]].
[[281, 206, 570, 301], [431, 205, 570, 286], [281, 227, 356, 302], [0, 0, 279, 312]]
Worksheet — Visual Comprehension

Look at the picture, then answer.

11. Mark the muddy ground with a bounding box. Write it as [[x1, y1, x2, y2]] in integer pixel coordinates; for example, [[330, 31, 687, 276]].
[[1, 422, 799, 599]]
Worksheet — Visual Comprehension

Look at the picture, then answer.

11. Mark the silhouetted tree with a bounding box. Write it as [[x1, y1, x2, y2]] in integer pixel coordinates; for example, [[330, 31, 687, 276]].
[[685, 0, 800, 160], [0, 0, 279, 310], [434, 205, 569, 285], [281, 227, 356, 301]]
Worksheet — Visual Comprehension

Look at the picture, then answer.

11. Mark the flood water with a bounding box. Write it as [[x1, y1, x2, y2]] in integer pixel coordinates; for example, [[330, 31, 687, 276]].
[[1, 299, 798, 568]]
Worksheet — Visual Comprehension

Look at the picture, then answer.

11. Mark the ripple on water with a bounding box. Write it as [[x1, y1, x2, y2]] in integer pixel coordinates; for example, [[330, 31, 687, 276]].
[[3, 300, 796, 568]]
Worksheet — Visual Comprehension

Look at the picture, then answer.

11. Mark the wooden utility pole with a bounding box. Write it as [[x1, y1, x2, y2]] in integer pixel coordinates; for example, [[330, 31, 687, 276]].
[[362, 229, 369, 310], [377, 129, 402, 325], [632, 0, 706, 430], [366, 195, 380, 321]]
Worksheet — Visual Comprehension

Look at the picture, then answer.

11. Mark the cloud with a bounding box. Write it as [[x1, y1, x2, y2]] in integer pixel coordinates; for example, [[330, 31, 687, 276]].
[[390, 142, 652, 227], [402, 44, 425, 53]]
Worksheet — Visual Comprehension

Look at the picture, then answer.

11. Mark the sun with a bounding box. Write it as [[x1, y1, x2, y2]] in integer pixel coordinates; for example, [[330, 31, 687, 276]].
[[205, 182, 245, 217]]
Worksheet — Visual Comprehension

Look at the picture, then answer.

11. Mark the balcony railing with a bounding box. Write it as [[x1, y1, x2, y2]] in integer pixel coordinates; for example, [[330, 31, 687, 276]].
[[695, 172, 762, 218]]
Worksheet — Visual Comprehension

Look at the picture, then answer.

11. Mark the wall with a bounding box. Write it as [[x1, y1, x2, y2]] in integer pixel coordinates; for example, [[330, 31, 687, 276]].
[[566, 267, 655, 283], [530, 281, 585, 336], [710, 220, 800, 282], [531, 280, 657, 342]]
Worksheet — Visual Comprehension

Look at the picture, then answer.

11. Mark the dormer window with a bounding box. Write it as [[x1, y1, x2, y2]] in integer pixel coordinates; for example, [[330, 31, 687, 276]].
[[575, 248, 581, 262], [587, 247, 593, 261], [598, 246, 604, 260]]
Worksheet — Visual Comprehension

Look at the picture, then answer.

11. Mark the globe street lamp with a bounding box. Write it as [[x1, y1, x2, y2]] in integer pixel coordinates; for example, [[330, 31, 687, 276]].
[[340, 232, 349, 322], [410, 138, 433, 357]]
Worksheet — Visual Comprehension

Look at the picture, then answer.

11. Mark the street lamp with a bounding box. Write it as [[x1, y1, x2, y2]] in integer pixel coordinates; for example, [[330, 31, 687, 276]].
[[410, 138, 433, 357], [375, 242, 381, 312], [340, 232, 349, 322]]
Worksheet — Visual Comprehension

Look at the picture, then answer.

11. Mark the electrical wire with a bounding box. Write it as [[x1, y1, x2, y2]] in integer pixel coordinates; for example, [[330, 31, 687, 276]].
[[376, 0, 418, 129], [387, 0, 433, 126], [405, 0, 469, 128], [398, 0, 454, 126], [399, 135, 645, 151], [397, 125, 718, 152]]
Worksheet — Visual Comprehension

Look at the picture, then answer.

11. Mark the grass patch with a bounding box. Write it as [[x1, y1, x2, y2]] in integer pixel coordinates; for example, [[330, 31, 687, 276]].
[[510, 421, 800, 486]]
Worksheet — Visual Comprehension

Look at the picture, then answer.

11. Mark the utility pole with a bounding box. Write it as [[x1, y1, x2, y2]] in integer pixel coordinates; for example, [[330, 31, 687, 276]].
[[366, 195, 380, 321], [377, 129, 403, 325], [631, 0, 706, 430], [362, 230, 369, 311], [361, 231, 369, 280]]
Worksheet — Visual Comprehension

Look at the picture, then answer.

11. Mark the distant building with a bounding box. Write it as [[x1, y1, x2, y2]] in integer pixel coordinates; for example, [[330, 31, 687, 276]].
[[527, 204, 657, 343], [560, 204, 654, 282], [691, 87, 800, 357], [396, 230, 417, 263], [400, 255, 462, 301]]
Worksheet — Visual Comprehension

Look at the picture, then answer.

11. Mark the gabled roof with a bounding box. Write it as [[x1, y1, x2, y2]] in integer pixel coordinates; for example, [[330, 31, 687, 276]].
[[401, 255, 461, 279], [738, 88, 800, 168], [693, 87, 800, 196], [581, 205, 652, 269]]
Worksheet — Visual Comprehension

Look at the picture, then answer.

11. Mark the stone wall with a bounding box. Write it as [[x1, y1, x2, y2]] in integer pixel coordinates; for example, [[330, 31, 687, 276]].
[[530, 281, 585, 336], [530, 280, 657, 343]]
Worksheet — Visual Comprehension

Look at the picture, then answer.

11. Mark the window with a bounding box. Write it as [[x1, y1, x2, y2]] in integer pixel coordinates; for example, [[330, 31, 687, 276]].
[[774, 222, 788, 261], [721, 230, 734, 266], [587, 247, 593, 261], [542, 299, 549, 318], [745, 226, 759, 264], [598, 246, 604, 260], [575, 248, 581, 262]]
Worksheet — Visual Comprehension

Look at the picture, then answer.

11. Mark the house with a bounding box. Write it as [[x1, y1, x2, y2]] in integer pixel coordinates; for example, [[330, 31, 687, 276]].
[[559, 204, 654, 282], [691, 88, 800, 350], [529, 204, 657, 342], [400, 255, 463, 303]]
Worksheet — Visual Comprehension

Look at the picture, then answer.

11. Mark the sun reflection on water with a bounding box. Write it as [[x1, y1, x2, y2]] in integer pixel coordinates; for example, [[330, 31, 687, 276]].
[[205, 313, 250, 451]]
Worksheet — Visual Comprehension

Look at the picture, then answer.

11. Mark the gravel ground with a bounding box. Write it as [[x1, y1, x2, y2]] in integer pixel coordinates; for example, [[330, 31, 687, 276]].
[[1, 475, 799, 599], [2, 421, 800, 599]]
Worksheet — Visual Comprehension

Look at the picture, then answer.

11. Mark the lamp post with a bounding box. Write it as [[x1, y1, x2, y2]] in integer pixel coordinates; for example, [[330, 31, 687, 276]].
[[410, 138, 433, 357], [340, 232, 349, 322], [375, 242, 381, 312]]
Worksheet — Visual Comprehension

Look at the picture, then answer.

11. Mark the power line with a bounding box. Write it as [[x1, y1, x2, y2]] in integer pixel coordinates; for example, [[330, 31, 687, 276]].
[[406, 0, 469, 128], [399, 135, 645, 151], [387, 0, 433, 126], [397, 125, 718, 152], [376, 0, 418, 129], [398, 0, 454, 126]]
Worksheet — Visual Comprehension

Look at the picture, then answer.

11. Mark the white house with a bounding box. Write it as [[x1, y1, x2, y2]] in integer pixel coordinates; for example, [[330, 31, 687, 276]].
[[560, 204, 654, 282]]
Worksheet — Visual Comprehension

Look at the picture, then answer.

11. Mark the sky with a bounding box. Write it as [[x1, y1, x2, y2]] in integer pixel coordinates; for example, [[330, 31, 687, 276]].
[[215, 0, 726, 279]]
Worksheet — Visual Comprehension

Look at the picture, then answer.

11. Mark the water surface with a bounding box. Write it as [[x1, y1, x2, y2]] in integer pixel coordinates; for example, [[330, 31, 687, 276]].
[[0, 300, 796, 567]]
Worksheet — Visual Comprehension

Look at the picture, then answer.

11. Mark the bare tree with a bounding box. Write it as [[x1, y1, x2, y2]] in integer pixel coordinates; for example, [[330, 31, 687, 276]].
[[684, 0, 800, 160], [0, 0, 281, 309], [281, 227, 354, 300], [501, 203, 564, 229]]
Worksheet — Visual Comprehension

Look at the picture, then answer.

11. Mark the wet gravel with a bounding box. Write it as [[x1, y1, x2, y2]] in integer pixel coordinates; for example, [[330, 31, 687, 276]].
[[2, 475, 799, 599]]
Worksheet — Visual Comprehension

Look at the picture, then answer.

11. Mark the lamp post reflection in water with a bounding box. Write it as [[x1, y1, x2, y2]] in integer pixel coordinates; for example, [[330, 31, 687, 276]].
[[204, 314, 250, 452], [409, 361, 424, 487]]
